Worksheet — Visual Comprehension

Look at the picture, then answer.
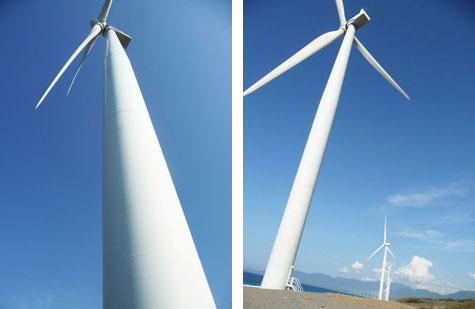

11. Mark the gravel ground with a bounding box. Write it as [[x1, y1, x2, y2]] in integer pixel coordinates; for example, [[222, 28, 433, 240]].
[[244, 286, 414, 309]]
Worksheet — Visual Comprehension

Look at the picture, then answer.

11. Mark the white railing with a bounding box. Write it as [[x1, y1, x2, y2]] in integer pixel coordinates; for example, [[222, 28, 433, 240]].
[[286, 276, 304, 292]]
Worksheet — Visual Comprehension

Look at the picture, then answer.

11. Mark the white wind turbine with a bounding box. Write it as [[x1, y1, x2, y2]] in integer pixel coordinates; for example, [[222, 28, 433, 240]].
[[385, 263, 394, 301], [35, 1, 215, 308], [244, 0, 409, 290], [367, 216, 395, 300]]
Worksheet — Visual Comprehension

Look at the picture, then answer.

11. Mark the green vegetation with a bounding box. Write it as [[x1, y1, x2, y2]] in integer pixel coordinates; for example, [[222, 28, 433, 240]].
[[397, 297, 475, 309], [452, 300, 475, 309], [398, 297, 429, 303]]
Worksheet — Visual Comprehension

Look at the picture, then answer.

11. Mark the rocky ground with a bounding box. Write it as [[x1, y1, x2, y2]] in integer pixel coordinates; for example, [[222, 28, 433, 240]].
[[244, 286, 414, 308]]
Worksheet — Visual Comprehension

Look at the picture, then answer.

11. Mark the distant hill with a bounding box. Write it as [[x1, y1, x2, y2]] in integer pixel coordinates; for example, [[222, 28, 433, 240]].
[[444, 290, 475, 299], [243, 270, 475, 300]]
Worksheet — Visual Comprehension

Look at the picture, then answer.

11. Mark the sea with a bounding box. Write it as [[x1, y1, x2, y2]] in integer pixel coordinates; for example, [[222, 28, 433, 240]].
[[243, 271, 341, 294]]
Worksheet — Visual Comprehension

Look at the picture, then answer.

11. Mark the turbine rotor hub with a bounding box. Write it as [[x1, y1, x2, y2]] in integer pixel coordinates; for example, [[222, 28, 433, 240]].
[[90, 19, 106, 32]]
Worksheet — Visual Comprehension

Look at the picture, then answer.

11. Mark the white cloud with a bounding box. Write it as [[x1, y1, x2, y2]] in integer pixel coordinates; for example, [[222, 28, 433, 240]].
[[362, 268, 382, 282], [388, 183, 467, 208], [437, 239, 475, 252], [352, 261, 363, 272], [396, 228, 475, 253], [469, 273, 475, 280], [396, 256, 434, 283], [434, 212, 475, 226], [396, 229, 443, 240], [373, 268, 381, 274], [395, 256, 457, 294], [338, 267, 349, 273]]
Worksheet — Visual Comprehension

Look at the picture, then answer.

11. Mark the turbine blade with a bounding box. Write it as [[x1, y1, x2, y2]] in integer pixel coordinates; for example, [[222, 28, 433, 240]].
[[243, 29, 344, 96], [353, 37, 410, 100], [67, 35, 98, 96], [35, 25, 102, 109], [335, 0, 346, 26], [99, 0, 113, 22], [384, 216, 387, 243], [388, 248, 396, 259], [367, 244, 384, 260]]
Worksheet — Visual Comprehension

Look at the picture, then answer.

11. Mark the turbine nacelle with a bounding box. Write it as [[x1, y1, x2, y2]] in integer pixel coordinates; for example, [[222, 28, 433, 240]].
[[345, 9, 370, 30], [88, 19, 130, 49], [104, 25, 131, 49]]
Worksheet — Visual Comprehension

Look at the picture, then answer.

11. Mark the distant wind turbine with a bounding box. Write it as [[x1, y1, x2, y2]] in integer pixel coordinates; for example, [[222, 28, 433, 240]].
[[385, 263, 394, 301], [35, 1, 215, 308], [244, 0, 409, 290], [367, 216, 395, 300]]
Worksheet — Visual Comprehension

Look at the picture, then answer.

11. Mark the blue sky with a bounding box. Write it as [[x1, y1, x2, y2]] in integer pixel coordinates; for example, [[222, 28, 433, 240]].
[[0, 0, 230, 308], [244, 0, 475, 294]]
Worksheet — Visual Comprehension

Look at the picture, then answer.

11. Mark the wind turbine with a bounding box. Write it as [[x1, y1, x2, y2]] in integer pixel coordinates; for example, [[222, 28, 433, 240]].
[[367, 216, 395, 300], [385, 263, 394, 301], [244, 0, 409, 290], [35, 1, 216, 308]]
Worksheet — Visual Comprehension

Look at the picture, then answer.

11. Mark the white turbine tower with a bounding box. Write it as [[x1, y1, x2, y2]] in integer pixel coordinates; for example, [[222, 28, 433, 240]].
[[35, 1, 216, 308], [385, 263, 394, 301], [244, 0, 409, 290], [367, 216, 395, 300]]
